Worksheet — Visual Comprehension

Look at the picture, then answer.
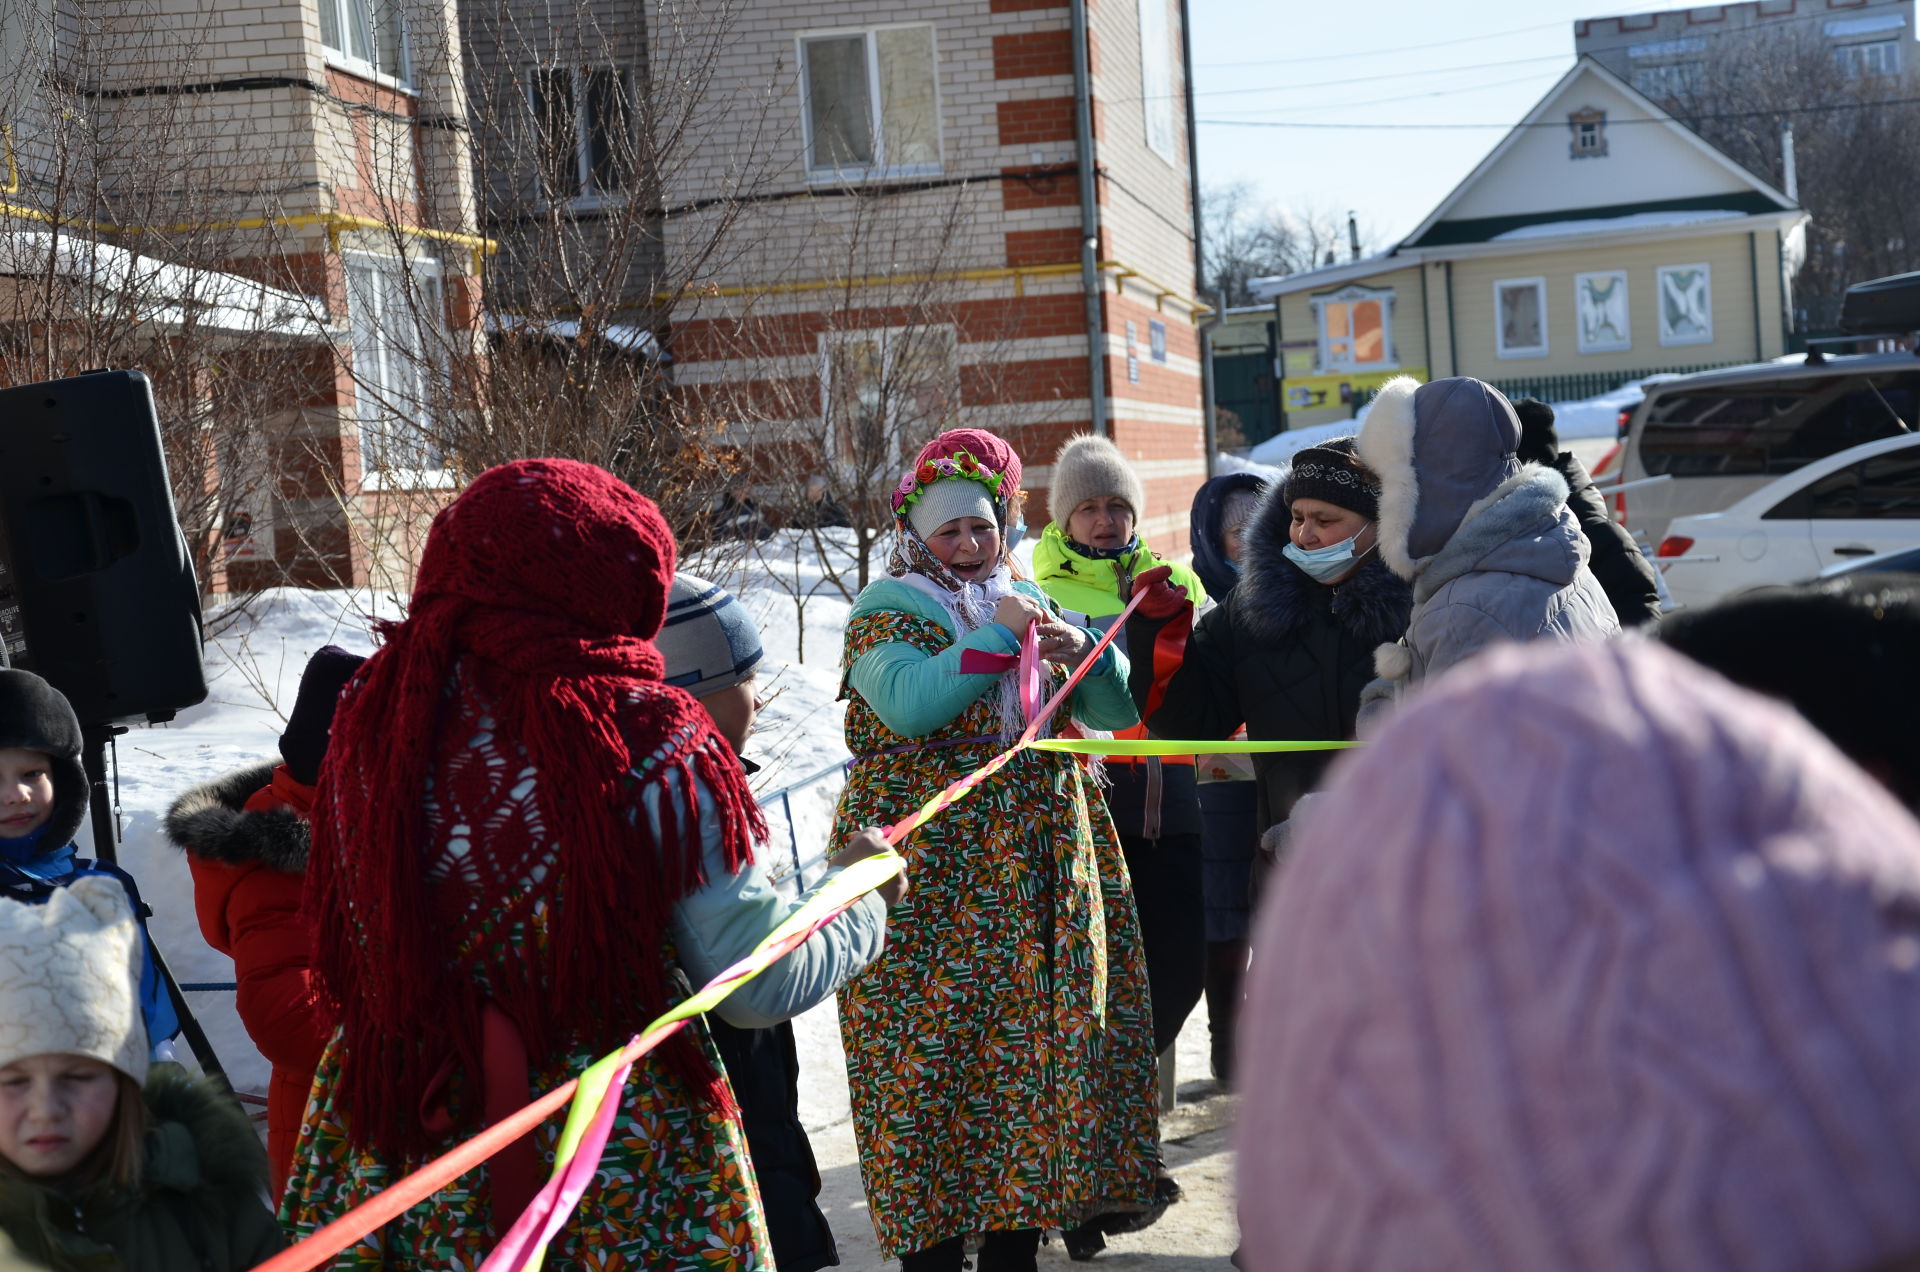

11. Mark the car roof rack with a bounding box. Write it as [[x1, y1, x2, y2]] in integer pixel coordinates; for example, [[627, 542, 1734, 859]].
[[1803, 332, 1919, 366]]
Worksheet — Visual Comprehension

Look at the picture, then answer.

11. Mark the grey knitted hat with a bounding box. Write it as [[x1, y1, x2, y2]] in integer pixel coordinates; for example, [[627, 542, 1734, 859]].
[[0, 876, 148, 1082], [656, 575, 764, 699], [1049, 435, 1146, 524]]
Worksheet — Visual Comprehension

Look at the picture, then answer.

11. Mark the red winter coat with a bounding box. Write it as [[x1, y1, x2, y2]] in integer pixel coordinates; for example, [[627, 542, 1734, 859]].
[[164, 762, 331, 1197]]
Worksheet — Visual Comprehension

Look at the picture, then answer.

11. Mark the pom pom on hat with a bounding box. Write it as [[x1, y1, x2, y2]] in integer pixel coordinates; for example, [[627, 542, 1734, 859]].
[[0, 877, 148, 1083], [657, 575, 765, 699]]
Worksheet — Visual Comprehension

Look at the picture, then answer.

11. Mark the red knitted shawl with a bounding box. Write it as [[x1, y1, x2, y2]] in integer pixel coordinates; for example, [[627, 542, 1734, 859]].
[[306, 459, 764, 1157]]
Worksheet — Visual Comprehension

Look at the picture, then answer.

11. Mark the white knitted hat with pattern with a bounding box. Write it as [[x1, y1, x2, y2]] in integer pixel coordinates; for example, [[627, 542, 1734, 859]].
[[0, 876, 148, 1082]]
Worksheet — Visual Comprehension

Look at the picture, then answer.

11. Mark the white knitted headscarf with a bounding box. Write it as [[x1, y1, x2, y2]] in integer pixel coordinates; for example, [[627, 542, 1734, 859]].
[[0, 876, 149, 1083]]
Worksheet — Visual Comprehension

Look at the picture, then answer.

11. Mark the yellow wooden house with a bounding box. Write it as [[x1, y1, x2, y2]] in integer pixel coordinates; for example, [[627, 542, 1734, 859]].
[[1248, 56, 1808, 429]]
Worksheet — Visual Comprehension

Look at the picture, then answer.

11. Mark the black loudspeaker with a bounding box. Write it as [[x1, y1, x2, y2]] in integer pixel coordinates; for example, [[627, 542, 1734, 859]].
[[0, 370, 207, 725]]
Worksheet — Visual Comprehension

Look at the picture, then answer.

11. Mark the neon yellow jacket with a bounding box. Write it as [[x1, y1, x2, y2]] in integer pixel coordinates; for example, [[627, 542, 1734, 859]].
[[1030, 522, 1206, 618]]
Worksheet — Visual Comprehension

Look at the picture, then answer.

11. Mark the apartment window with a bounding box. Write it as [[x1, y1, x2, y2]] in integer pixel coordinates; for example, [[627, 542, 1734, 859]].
[[1575, 271, 1631, 354], [1310, 285, 1394, 373], [1836, 40, 1901, 79], [320, 0, 409, 86], [346, 254, 445, 477], [800, 26, 940, 180], [1138, 0, 1177, 162], [1495, 277, 1548, 359], [531, 68, 633, 201], [1657, 263, 1713, 346], [821, 327, 959, 467], [1631, 61, 1703, 99]]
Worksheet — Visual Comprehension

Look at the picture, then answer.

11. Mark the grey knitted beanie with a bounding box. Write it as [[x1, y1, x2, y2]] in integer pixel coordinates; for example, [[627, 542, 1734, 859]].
[[1237, 638, 1920, 1272], [1049, 435, 1146, 525]]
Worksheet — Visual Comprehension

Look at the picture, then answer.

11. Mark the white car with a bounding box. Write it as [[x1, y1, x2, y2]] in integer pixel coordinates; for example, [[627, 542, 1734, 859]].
[[1654, 431, 1920, 610]]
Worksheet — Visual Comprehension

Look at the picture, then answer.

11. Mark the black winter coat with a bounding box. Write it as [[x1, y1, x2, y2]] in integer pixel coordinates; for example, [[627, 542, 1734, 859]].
[[1129, 486, 1411, 833], [1555, 451, 1663, 628]]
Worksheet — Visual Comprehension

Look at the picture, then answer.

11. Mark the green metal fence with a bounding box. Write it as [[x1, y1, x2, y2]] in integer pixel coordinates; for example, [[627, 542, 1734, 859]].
[[1484, 363, 1736, 405]]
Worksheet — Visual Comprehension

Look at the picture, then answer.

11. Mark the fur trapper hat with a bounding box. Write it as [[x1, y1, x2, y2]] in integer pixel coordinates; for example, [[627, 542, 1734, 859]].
[[0, 669, 89, 851], [0, 877, 148, 1082], [1050, 435, 1146, 525]]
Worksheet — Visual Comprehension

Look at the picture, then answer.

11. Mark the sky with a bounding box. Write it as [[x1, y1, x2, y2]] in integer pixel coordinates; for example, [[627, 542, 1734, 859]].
[[1186, 0, 1701, 250]]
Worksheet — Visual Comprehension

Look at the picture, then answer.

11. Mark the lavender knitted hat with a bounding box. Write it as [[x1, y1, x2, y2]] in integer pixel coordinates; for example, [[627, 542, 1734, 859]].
[[1236, 639, 1920, 1272]]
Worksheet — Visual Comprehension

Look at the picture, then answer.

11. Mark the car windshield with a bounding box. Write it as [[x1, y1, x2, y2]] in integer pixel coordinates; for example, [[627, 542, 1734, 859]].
[[1640, 372, 1916, 477]]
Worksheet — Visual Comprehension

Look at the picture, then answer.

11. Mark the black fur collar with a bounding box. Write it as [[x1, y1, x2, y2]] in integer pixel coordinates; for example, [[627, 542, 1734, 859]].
[[1235, 479, 1412, 645], [163, 762, 310, 874]]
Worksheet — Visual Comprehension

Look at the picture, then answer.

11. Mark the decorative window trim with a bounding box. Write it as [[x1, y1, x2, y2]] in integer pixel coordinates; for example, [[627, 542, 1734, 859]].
[[797, 24, 944, 184], [1494, 276, 1549, 360], [1568, 106, 1607, 159], [1574, 270, 1632, 355], [1657, 262, 1714, 347], [1308, 284, 1397, 374]]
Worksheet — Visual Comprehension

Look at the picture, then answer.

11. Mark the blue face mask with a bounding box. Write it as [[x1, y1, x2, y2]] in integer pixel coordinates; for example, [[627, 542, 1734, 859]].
[[1005, 521, 1027, 552], [1282, 526, 1374, 584]]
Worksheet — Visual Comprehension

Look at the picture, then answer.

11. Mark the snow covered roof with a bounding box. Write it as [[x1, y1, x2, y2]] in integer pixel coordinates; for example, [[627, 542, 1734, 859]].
[[1489, 208, 1749, 242], [0, 230, 331, 339], [1247, 251, 1404, 302], [487, 312, 661, 358]]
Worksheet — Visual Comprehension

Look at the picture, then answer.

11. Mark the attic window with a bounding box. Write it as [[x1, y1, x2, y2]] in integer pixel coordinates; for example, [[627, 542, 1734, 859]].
[[1569, 107, 1607, 159]]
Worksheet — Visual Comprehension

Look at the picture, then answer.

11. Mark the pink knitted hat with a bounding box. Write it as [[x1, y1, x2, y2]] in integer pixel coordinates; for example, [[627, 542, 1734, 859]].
[[1237, 639, 1920, 1272]]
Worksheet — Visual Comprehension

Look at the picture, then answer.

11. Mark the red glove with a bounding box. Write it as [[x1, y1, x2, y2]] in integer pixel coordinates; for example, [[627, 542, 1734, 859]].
[[1128, 564, 1188, 619]]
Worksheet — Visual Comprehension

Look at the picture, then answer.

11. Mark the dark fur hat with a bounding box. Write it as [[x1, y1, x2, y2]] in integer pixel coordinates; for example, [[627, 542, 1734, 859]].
[[1512, 397, 1560, 467], [0, 669, 89, 850]]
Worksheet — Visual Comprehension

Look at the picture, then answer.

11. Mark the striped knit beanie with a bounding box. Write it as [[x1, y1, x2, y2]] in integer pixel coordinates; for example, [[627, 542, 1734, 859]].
[[1237, 638, 1920, 1272], [657, 575, 764, 698]]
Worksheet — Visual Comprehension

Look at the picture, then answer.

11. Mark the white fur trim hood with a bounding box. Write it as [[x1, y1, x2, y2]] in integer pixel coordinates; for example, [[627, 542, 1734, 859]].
[[1356, 375, 1422, 579]]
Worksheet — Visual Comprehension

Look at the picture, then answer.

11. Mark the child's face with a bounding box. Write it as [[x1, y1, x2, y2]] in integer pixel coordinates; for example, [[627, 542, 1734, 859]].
[[0, 748, 54, 840], [0, 1054, 120, 1177]]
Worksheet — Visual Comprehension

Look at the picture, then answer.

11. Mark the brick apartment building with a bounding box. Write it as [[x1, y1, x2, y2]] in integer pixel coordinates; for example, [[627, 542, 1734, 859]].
[[0, 0, 484, 591], [1577, 0, 1916, 100], [651, 0, 1211, 549]]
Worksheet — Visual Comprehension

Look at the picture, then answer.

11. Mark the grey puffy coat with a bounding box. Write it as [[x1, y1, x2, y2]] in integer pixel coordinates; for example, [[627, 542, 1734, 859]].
[[1357, 376, 1619, 703]]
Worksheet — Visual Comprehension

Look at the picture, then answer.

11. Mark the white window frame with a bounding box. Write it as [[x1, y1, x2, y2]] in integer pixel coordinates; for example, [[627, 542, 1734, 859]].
[[1494, 277, 1549, 360], [527, 66, 634, 207], [1137, 0, 1177, 164], [1308, 284, 1397, 374], [797, 24, 943, 184], [1657, 262, 1714, 347], [1574, 270, 1632, 355], [344, 251, 450, 487], [319, 0, 412, 91], [1835, 39, 1900, 79], [818, 325, 959, 469]]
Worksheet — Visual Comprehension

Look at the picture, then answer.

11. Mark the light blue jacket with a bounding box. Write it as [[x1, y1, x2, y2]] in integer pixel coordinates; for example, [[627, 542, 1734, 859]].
[[643, 772, 889, 1031], [845, 576, 1139, 738]]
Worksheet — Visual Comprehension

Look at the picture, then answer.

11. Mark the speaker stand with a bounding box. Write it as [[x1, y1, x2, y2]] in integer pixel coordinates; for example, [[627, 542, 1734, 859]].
[[81, 723, 230, 1087]]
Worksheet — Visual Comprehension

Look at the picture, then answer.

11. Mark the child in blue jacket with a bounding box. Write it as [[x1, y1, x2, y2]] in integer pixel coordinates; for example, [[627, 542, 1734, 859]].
[[0, 668, 179, 1054]]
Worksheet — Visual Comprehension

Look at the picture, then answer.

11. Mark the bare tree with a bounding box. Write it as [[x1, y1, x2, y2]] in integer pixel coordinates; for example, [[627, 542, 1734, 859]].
[[1201, 183, 1367, 307], [1663, 28, 1920, 331]]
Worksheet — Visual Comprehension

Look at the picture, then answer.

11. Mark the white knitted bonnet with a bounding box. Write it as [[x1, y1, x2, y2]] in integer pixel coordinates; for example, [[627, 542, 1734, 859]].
[[0, 876, 148, 1083]]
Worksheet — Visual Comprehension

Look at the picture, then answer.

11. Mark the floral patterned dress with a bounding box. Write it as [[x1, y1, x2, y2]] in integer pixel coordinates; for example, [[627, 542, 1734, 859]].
[[281, 733, 773, 1271], [834, 603, 1159, 1259]]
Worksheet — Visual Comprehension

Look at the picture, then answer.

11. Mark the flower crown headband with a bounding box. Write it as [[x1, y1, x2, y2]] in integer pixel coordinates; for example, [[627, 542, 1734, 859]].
[[890, 449, 1006, 520]]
